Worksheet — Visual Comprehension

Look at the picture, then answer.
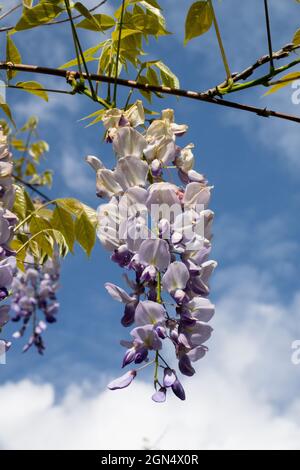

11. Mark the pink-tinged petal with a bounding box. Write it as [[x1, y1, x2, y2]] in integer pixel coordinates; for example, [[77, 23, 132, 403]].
[[105, 283, 135, 304], [187, 297, 215, 322], [183, 182, 211, 207], [114, 157, 148, 190], [113, 127, 147, 159], [135, 301, 166, 326], [108, 370, 137, 390], [139, 239, 170, 271], [152, 387, 167, 403], [162, 261, 189, 294]]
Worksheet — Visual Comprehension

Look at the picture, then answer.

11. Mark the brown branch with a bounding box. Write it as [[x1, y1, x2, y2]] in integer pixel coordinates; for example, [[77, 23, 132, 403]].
[[1, 61, 300, 124], [0, 0, 108, 33], [203, 43, 300, 96], [13, 174, 51, 203]]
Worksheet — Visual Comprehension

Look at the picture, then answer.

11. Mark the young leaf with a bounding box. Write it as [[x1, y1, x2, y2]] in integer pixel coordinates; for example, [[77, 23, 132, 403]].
[[293, 29, 300, 45], [184, 1, 213, 45], [13, 185, 27, 220], [51, 206, 75, 253], [15, 3, 64, 31], [75, 210, 96, 256], [0, 103, 16, 128], [6, 34, 21, 80], [264, 72, 300, 95], [15, 81, 49, 101]]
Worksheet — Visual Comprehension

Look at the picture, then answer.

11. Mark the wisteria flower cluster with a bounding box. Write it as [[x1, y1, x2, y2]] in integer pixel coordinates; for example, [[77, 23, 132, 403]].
[[0, 126, 17, 355], [10, 254, 60, 354], [87, 102, 217, 402]]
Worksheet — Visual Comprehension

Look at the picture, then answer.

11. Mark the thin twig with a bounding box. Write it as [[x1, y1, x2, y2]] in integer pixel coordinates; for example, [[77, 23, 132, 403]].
[[0, 2, 22, 22], [113, 0, 126, 106], [13, 174, 52, 203], [209, 0, 231, 81], [264, 0, 274, 71], [1, 61, 300, 124]]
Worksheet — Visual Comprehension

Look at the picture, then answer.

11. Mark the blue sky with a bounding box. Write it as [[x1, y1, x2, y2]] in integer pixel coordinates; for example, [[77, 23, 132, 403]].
[[1, 0, 300, 450]]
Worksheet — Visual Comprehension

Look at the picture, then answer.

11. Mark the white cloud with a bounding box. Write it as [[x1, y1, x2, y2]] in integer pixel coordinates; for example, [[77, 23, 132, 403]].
[[1, 264, 300, 450], [61, 147, 95, 194]]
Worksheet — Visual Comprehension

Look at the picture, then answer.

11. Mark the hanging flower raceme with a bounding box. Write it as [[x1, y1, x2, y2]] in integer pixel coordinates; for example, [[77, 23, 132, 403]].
[[87, 102, 217, 402], [0, 126, 18, 353], [11, 254, 60, 354]]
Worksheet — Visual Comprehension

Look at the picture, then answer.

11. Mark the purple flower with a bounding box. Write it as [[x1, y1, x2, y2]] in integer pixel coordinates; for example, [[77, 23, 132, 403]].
[[131, 324, 162, 351], [172, 379, 186, 401], [163, 368, 176, 387], [135, 301, 166, 327], [152, 387, 167, 403], [108, 370, 137, 390], [138, 239, 170, 271]]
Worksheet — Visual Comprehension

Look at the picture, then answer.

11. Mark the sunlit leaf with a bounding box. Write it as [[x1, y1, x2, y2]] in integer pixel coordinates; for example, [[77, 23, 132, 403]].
[[6, 34, 21, 80], [264, 72, 300, 95], [15, 81, 48, 101], [184, 1, 213, 45]]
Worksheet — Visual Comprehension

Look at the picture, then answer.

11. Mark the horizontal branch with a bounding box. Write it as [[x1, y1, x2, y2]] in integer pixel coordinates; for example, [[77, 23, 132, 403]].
[[1, 61, 300, 124]]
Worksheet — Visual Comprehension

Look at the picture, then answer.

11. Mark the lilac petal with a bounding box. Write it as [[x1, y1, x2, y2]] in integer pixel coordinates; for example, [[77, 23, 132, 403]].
[[191, 260, 218, 295], [179, 354, 196, 377], [187, 345, 208, 363], [121, 302, 137, 327], [86, 155, 105, 172], [152, 387, 167, 403], [113, 127, 147, 159], [138, 239, 170, 271], [108, 370, 137, 390], [180, 322, 213, 348], [96, 169, 123, 199], [131, 325, 162, 350], [114, 157, 149, 190], [163, 368, 176, 387], [162, 261, 190, 294], [146, 182, 181, 208], [105, 283, 135, 304], [0, 305, 10, 327], [140, 265, 157, 283], [135, 301, 166, 326], [187, 297, 215, 322], [171, 379, 186, 401]]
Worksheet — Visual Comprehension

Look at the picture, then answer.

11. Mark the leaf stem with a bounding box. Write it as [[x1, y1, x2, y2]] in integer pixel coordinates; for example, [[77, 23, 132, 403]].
[[113, 0, 126, 106], [208, 0, 231, 82], [264, 0, 274, 72]]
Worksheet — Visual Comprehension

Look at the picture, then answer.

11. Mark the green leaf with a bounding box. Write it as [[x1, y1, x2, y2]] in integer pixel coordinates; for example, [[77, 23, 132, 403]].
[[0, 102, 16, 127], [15, 2, 64, 31], [184, 1, 213, 45], [51, 206, 75, 252], [15, 81, 48, 101], [76, 13, 115, 32], [56, 198, 97, 224], [155, 61, 180, 88], [13, 185, 27, 220], [293, 29, 300, 45], [264, 72, 300, 95], [59, 42, 105, 69], [6, 34, 21, 80], [75, 210, 96, 256]]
